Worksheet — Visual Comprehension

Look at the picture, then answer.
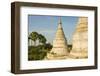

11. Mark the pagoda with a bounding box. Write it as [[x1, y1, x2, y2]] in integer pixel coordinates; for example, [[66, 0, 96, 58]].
[[46, 17, 69, 60], [70, 17, 88, 58]]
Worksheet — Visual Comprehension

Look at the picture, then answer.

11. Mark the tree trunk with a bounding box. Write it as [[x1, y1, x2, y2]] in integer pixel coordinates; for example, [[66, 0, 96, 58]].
[[34, 41, 36, 46]]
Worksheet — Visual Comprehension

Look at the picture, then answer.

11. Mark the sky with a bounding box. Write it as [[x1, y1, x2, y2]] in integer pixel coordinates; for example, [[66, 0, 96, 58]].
[[28, 15, 79, 44]]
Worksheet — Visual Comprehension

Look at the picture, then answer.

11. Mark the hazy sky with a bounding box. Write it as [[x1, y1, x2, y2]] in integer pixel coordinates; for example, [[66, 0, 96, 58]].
[[28, 15, 79, 44]]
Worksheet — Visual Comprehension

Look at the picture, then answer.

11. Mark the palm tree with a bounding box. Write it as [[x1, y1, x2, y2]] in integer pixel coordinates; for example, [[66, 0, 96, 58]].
[[38, 34, 47, 45], [29, 32, 38, 46]]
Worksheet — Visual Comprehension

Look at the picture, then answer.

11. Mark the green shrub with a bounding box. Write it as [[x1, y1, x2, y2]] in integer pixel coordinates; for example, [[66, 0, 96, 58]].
[[28, 45, 51, 60]]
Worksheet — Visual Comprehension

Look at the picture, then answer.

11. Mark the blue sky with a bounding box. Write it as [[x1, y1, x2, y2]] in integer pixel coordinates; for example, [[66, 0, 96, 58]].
[[28, 15, 79, 44]]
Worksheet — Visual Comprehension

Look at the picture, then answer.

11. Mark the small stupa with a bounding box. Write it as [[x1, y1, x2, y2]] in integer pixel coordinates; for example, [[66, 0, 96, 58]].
[[70, 17, 88, 58], [46, 17, 69, 60]]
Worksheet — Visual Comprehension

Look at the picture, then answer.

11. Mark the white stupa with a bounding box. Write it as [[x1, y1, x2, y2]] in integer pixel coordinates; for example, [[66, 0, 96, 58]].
[[46, 17, 69, 60], [70, 17, 88, 58]]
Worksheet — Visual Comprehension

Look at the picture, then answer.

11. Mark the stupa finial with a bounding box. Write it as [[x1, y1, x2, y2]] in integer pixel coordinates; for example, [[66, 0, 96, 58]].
[[59, 16, 62, 24], [58, 17, 63, 29]]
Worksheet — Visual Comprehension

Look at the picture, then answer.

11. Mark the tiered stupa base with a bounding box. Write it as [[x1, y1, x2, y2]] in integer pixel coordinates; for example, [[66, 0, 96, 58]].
[[45, 52, 70, 60], [70, 50, 88, 59]]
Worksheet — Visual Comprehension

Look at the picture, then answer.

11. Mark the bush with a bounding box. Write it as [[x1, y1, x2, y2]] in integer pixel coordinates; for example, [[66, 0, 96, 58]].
[[28, 44, 52, 60]]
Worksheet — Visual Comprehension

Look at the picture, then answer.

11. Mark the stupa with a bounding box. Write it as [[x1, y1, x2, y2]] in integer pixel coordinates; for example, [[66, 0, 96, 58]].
[[46, 17, 69, 60], [70, 17, 88, 58]]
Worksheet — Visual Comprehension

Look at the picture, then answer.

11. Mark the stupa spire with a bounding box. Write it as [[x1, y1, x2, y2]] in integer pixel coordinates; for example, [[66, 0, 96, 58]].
[[59, 17, 62, 24], [58, 17, 62, 29]]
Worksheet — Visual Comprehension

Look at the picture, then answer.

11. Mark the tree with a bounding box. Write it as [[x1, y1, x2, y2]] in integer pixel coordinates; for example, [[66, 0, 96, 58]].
[[28, 32, 53, 60], [29, 32, 38, 46], [38, 34, 47, 45], [44, 43, 52, 51]]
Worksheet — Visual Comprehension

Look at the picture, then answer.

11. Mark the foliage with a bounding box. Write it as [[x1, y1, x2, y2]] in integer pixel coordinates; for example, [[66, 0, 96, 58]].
[[68, 45, 72, 52], [28, 32, 52, 60], [43, 43, 52, 51], [29, 32, 47, 46], [28, 46, 46, 60], [28, 44, 52, 60], [29, 32, 38, 46], [38, 34, 46, 45]]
